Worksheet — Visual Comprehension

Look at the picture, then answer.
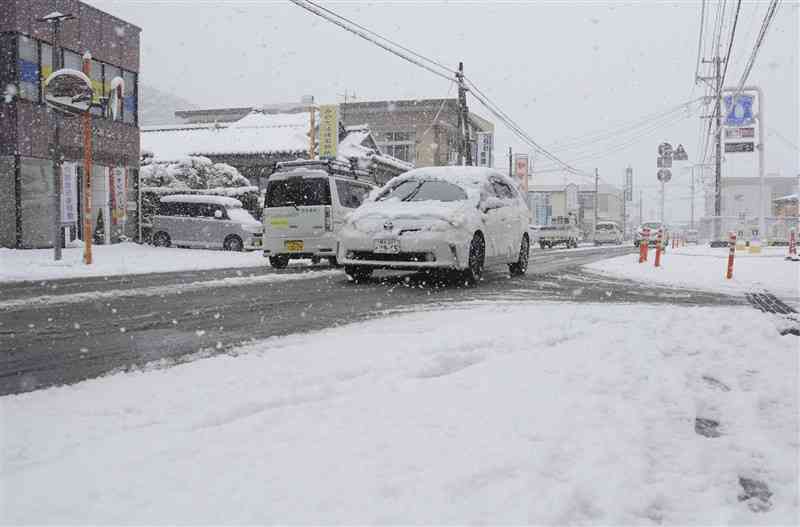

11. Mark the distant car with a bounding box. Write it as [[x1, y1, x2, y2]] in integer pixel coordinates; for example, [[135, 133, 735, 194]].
[[594, 221, 623, 245], [537, 215, 581, 249], [337, 166, 531, 283], [634, 221, 669, 249], [684, 229, 699, 244], [151, 194, 262, 251], [529, 225, 543, 245]]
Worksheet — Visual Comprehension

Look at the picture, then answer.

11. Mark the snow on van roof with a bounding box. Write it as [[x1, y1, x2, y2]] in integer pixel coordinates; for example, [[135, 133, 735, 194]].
[[160, 194, 243, 207]]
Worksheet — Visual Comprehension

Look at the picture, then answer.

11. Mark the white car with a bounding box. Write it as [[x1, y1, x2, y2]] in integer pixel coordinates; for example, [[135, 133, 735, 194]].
[[337, 166, 531, 283], [594, 221, 623, 245]]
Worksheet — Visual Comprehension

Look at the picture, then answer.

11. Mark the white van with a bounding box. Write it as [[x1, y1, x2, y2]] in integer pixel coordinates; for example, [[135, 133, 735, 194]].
[[262, 160, 380, 269], [594, 221, 623, 245], [151, 194, 262, 251]]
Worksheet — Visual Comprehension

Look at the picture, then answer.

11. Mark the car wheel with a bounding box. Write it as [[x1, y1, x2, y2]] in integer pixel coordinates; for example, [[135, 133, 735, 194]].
[[509, 234, 529, 276], [223, 235, 243, 252], [152, 231, 171, 247], [345, 265, 373, 281], [461, 233, 485, 285], [269, 255, 289, 269]]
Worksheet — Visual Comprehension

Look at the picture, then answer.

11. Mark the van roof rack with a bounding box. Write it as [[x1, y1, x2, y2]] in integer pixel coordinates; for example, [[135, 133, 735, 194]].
[[273, 158, 373, 181]]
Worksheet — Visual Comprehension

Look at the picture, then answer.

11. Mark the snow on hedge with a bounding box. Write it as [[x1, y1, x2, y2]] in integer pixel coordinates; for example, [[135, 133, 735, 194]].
[[140, 156, 250, 191]]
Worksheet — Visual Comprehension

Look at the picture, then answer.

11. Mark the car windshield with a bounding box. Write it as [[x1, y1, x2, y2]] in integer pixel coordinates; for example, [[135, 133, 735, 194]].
[[226, 207, 257, 224], [377, 179, 467, 202], [266, 176, 331, 207]]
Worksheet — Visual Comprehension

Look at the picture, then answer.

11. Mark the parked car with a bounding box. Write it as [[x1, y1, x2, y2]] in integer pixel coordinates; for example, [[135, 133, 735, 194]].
[[337, 166, 531, 283], [684, 229, 700, 244], [594, 221, 623, 245], [529, 224, 543, 245], [151, 194, 262, 251], [634, 221, 669, 249], [538, 215, 580, 249], [262, 160, 380, 269]]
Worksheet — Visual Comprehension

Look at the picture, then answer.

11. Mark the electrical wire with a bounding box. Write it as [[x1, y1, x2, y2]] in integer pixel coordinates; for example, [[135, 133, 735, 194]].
[[730, 0, 781, 98], [694, 0, 707, 82], [286, 0, 455, 83]]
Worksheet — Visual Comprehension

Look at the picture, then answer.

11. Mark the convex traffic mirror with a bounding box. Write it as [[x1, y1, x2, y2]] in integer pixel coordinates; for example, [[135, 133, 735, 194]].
[[43, 68, 93, 116]]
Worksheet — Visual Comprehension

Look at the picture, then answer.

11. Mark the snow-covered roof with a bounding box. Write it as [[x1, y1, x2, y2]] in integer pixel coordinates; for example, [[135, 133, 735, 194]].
[[141, 111, 311, 160], [389, 166, 506, 191], [773, 193, 798, 203], [160, 194, 244, 208]]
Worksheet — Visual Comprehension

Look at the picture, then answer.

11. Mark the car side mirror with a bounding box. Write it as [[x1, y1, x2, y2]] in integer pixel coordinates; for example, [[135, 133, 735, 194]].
[[214, 210, 223, 219]]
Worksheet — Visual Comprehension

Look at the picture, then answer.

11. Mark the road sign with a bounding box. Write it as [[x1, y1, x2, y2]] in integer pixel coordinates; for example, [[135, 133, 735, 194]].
[[658, 142, 673, 157], [724, 142, 755, 153], [657, 169, 672, 183], [725, 127, 755, 139], [657, 156, 672, 168], [673, 144, 688, 161], [723, 94, 754, 126]]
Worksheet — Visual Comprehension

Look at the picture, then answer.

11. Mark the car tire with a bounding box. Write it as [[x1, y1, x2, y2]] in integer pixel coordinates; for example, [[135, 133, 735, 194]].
[[509, 234, 529, 276], [223, 235, 243, 252], [269, 255, 289, 269], [152, 231, 171, 247], [345, 265, 373, 281], [461, 233, 485, 285]]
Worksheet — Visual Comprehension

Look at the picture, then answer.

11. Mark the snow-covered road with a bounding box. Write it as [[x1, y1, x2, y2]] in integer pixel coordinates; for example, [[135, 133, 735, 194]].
[[2, 302, 796, 524]]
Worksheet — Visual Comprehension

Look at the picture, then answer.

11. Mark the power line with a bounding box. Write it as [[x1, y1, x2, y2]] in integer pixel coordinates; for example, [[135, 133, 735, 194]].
[[731, 0, 781, 98], [720, 0, 742, 90], [286, 0, 454, 83], [288, 0, 586, 178], [694, 0, 707, 82]]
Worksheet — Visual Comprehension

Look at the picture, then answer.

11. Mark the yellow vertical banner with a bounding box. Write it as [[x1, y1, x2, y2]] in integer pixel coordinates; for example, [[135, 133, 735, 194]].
[[318, 105, 339, 159]]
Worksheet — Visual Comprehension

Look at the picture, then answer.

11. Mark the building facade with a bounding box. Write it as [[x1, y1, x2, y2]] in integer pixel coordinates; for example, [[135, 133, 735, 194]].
[[0, 0, 140, 248], [340, 99, 494, 168], [529, 181, 624, 239]]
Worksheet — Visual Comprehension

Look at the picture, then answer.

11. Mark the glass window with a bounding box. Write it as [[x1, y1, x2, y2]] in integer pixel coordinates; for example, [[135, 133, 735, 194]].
[[266, 177, 331, 207], [122, 70, 137, 125], [63, 50, 82, 71], [17, 35, 38, 101], [491, 180, 515, 199], [40, 42, 52, 102], [377, 179, 466, 202], [90, 59, 104, 116], [335, 180, 371, 208]]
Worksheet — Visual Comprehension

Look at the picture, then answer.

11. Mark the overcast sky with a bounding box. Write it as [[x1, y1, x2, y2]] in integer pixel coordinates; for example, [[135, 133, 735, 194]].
[[88, 0, 798, 223]]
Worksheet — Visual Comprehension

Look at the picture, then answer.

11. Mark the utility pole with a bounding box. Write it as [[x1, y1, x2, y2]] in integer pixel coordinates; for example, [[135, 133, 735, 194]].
[[39, 11, 75, 261], [82, 52, 93, 264], [593, 168, 599, 242], [508, 147, 512, 178], [456, 62, 472, 166], [700, 50, 725, 240], [307, 96, 316, 159]]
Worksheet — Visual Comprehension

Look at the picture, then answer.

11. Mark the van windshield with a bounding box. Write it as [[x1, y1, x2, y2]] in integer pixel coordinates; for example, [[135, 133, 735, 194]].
[[266, 176, 331, 207]]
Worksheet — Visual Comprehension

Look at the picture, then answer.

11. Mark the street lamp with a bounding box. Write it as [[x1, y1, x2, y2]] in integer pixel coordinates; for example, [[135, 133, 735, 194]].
[[37, 11, 75, 261]]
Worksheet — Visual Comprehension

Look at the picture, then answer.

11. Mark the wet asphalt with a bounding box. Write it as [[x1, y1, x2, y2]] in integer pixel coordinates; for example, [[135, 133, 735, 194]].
[[0, 245, 744, 395]]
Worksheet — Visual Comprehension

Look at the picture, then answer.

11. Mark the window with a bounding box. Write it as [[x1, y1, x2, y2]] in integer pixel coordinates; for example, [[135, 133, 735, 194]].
[[378, 130, 415, 162], [491, 179, 515, 199], [90, 59, 104, 116], [122, 70, 137, 125], [17, 35, 38, 101], [40, 42, 52, 102], [336, 180, 371, 208], [105, 65, 123, 121], [63, 49, 82, 71], [377, 179, 467, 202], [266, 177, 332, 207]]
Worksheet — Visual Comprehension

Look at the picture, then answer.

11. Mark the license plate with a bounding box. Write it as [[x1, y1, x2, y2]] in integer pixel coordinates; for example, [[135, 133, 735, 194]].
[[374, 239, 400, 254], [285, 240, 304, 252]]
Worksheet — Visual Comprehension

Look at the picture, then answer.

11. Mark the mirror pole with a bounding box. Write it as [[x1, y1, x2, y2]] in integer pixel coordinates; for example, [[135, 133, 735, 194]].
[[82, 52, 93, 264], [51, 21, 63, 261]]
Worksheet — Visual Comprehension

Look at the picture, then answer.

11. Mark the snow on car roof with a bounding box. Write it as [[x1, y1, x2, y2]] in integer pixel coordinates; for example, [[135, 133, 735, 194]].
[[160, 194, 243, 208], [386, 166, 507, 190]]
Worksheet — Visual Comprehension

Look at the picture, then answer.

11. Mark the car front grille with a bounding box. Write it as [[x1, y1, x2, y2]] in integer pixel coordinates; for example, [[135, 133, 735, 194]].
[[350, 251, 430, 262]]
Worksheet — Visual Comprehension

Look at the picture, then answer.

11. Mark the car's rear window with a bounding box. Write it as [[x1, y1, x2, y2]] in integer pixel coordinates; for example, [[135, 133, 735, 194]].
[[266, 176, 331, 207]]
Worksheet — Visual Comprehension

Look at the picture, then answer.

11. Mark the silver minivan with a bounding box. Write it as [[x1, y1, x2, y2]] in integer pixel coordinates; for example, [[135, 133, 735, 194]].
[[262, 161, 378, 269], [151, 194, 263, 251], [594, 221, 623, 245]]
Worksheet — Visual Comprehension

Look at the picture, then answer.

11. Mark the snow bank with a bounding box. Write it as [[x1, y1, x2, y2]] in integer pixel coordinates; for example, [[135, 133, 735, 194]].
[[2, 302, 796, 524], [0, 243, 304, 283], [586, 245, 800, 302]]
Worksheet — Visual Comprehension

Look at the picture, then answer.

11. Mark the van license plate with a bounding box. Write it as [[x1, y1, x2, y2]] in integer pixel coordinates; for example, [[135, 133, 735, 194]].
[[374, 239, 400, 254], [285, 240, 304, 252]]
